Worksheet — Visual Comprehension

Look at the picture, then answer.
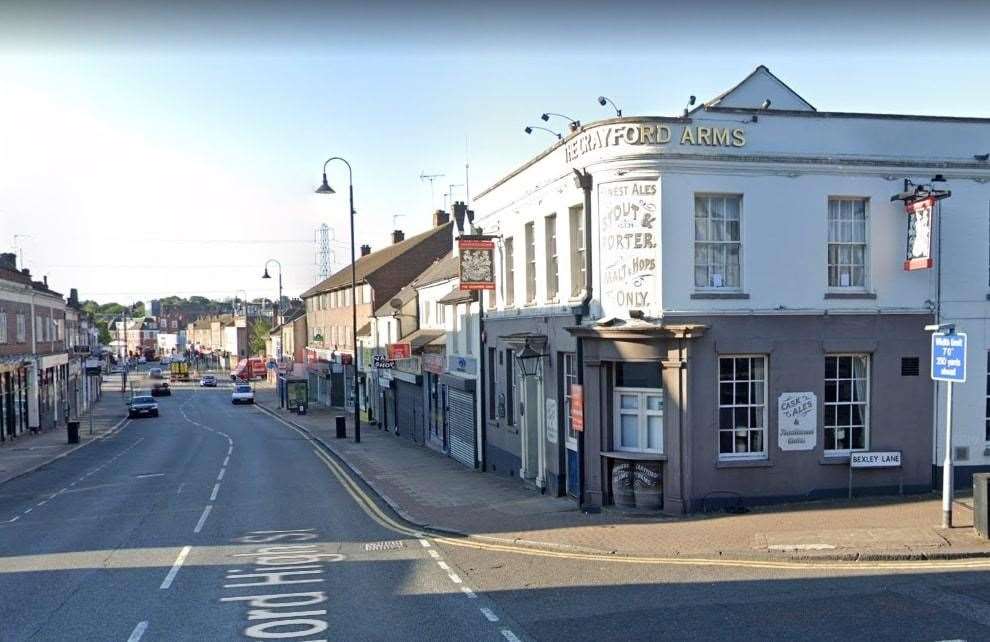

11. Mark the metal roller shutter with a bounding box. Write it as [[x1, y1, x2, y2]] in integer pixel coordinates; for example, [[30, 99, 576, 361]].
[[395, 380, 421, 443], [448, 389, 475, 468]]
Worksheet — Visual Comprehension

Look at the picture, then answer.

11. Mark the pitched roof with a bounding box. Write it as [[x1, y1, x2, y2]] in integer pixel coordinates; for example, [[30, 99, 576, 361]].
[[700, 65, 816, 112], [411, 253, 458, 288], [301, 222, 453, 298]]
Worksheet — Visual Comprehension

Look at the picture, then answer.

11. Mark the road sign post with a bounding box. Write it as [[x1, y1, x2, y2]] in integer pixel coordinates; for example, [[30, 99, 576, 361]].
[[931, 330, 967, 528]]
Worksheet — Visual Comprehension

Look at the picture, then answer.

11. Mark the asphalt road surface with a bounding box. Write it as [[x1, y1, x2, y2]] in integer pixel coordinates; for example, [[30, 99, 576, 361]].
[[1, 384, 989, 641]]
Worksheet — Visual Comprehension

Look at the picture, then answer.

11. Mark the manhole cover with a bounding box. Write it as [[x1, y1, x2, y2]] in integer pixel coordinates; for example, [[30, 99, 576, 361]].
[[365, 540, 405, 551]]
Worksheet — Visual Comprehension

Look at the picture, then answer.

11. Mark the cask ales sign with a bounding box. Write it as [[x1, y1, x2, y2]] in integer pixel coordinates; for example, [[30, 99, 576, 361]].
[[598, 181, 659, 317]]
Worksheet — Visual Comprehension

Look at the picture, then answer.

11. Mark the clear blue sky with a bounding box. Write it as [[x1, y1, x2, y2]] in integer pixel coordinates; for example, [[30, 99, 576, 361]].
[[2, 1, 989, 305]]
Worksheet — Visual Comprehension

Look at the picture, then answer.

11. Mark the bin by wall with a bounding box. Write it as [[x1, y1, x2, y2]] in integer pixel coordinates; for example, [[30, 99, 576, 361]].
[[975, 473, 990, 540]]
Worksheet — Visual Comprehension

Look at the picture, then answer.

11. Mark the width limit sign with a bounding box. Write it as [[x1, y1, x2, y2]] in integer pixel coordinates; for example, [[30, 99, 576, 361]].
[[931, 331, 967, 383]]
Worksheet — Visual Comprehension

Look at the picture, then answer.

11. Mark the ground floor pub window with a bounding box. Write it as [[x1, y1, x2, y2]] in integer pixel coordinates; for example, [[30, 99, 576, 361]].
[[613, 362, 663, 454], [718, 355, 767, 459], [824, 354, 870, 454]]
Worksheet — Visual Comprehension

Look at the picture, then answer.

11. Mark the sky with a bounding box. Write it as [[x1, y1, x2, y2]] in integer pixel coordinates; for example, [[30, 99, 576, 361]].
[[2, 0, 990, 307]]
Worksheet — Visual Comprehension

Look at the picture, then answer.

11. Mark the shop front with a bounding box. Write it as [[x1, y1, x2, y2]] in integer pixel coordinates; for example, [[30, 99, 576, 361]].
[[0, 361, 30, 441], [423, 352, 447, 453], [441, 354, 478, 469], [572, 314, 934, 514]]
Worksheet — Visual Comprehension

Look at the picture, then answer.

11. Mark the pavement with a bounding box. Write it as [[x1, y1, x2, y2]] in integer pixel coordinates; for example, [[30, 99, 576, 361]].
[[254, 385, 990, 562], [0, 385, 129, 486], [3, 381, 990, 640]]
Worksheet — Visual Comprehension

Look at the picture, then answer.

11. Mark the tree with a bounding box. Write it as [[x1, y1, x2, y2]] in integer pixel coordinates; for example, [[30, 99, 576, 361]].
[[96, 320, 112, 345], [249, 319, 272, 356]]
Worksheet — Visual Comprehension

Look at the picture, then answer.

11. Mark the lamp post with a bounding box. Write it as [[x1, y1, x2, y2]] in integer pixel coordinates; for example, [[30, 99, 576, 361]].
[[262, 259, 284, 327], [316, 156, 361, 444]]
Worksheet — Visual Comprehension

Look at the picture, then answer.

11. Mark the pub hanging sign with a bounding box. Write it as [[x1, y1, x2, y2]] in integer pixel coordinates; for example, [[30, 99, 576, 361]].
[[458, 236, 496, 291], [904, 196, 934, 271]]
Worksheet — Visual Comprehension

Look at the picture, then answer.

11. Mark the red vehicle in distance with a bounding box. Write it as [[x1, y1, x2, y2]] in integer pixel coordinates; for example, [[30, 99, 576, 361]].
[[231, 357, 267, 381]]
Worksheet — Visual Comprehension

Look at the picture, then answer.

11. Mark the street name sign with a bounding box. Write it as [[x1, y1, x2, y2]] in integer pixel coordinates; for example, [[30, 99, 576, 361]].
[[850, 451, 902, 469], [931, 332, 967, 383]]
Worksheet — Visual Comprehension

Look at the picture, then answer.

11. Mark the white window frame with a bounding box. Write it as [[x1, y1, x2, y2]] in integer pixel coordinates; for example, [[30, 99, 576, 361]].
[[717, 355, 768, 460], [694, 194, 742, 291], [614, 386, 664, 454], [504, 237, 515, 307], [827, 196, 870, 290], [0, 312, 6, 344], [16, 314, 26, 343], [823, 353, 871, 455], [525, 222, 536, 304], [569, 205, 585, 299], [545, 214, 558, 301]]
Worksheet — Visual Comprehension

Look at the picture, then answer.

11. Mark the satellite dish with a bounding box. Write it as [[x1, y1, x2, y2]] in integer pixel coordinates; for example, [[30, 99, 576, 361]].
[[389, 298, 403, 310]]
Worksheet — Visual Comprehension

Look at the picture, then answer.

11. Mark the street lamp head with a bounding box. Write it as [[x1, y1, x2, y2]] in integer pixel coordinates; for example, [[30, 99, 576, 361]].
[[315, 172, 335, 194], [540, 113, 550, 122], [524, 126, 533, 135], [262, 267, 271, 279]]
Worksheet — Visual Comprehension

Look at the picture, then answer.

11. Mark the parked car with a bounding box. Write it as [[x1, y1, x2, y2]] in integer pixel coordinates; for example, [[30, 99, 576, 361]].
[[149, 367, 164, 379], [231, 383, 255, 404], [200, 374, 217, 387], [127, 395, 159, 418], [151, 382, 171, 397]]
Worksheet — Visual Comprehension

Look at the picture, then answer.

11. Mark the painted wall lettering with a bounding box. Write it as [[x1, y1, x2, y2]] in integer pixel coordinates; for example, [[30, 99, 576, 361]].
[[598, 181, 659, 318]]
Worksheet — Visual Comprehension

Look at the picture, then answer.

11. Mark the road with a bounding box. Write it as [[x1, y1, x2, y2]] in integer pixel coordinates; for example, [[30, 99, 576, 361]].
[[0, 382, 989, 641]]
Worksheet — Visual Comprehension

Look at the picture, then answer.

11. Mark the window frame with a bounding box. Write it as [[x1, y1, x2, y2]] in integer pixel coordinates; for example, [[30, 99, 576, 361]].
[[826, 196, 870, 291], [569, 205, 585, 299], [545, 213, 558, 301], [716, 354, 769, 461], [823, 353, 871, 455], [0, 312, 7, 344], [563, 352, 577, 446], [504, 237, 515, 307], [613, 385, 664, 454], [693, 193, 743, 291], [524, 221, 536, 304]]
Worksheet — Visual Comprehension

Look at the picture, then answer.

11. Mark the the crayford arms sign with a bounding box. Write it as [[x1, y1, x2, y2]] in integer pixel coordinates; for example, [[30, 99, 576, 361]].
[[565, 122, 747, 163]]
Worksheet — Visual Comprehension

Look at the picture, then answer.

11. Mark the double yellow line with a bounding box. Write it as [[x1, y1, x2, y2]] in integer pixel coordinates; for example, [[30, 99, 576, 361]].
[[266, 408, 990, 572]]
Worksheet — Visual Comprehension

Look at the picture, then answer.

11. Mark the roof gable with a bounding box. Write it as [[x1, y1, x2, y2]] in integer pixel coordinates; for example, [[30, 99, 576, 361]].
[[704, 65, 815, 112]]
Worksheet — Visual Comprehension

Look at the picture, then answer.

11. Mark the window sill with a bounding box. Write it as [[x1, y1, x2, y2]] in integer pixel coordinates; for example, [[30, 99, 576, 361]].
[[600, 450, 667, 461], [716, 457, 773, 469], [824, 291, 877, 300], [690, 292, 750, 300]]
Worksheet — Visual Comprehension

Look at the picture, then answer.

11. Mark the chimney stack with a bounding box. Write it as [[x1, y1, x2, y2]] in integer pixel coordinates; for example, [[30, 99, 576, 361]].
[[0, 253, 16, 271], [391, 230, 405, 244], [43, 275, 48, 288], [451, 201, 467, 233], [69, 288, 79, 305], [360, 244, 372, 257], [433, 210, 450, 226]]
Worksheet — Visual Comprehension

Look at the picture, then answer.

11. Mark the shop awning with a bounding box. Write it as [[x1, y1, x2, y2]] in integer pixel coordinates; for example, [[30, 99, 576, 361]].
[[402, 328, 446, 352], [567, 319, 707, 340]]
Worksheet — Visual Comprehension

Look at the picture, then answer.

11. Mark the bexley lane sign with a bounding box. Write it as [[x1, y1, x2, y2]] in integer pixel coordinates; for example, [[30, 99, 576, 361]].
[[931, 332, 967, 383], [850, 451, 902, 469]]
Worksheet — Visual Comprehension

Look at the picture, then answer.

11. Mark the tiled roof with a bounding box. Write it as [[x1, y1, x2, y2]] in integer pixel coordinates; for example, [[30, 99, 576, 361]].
[[301, 223, 453, 298]]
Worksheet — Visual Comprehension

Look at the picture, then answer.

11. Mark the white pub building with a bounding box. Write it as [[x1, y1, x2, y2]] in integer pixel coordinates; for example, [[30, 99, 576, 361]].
[[473, 65, 990, 512]]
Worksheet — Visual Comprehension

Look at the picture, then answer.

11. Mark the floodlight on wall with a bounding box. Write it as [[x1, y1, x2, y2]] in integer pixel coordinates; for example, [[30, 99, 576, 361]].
[[597, 96, 622, 117], [760, 99, 772, 109], [541, 112, 580, 132]]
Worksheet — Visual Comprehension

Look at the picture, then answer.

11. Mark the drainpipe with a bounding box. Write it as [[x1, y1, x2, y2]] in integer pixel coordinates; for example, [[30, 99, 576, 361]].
[[572, 168, 594, 512], [28, 289, 39, 431]]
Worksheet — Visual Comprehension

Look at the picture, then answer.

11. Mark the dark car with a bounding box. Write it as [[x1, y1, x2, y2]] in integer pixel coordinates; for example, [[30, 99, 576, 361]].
[[128, 395, 159, 418], [151, 382, 171, 397]]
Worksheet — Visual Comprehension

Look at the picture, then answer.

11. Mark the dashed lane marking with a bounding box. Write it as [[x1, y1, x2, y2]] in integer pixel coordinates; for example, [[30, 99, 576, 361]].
[[437, 561, 450, 571], [159, 545, 191, 590], [216, 468, 226, 481], [210, 483, 220, 501], [127, 621, 148, 642], [480, 608, 499, 623], [193, 505, 213, 534], [448, 573, 463, 584], [461, 587, 477, 599], [501, 629, 522, 642], [419, 539, 431, 548], [428, 550, 440, 559]]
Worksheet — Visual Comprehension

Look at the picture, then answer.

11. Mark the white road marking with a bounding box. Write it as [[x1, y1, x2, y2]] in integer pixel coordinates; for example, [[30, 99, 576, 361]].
[[216, 468, 226, 481], [127, 621, 149, 642], [194, 505, 213, 533], [419, 539, 431, 548], [501, 630, 522, 642], [448, 573, 462, 584], [437, 561, 450, 571], [428, 550, 440, 559], [210, 483, 220, 501], [480, 607, 499, 622], [461, 586, 477, 599], [23, 507, 32, 514], [159, 545, 192, 589], [222, 456, 230, 466]]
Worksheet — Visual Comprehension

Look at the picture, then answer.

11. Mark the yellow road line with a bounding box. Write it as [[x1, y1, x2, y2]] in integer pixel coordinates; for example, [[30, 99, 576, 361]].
[[267, 406, 990, 572]]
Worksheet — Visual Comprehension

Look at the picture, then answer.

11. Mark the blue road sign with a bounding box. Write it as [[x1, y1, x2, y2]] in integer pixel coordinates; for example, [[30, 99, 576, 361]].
[[931, 332, 967, 383]]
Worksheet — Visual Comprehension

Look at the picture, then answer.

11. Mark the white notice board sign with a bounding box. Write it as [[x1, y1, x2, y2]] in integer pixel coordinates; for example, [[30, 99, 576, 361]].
[[777, 392, 817, 451], [850, 451, 902, 468]]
